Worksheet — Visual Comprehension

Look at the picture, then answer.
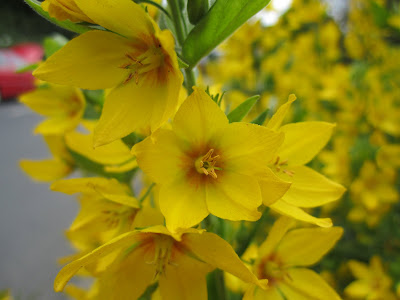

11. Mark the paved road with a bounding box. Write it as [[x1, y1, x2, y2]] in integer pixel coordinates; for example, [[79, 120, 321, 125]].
[[0, 101, 78, 299]]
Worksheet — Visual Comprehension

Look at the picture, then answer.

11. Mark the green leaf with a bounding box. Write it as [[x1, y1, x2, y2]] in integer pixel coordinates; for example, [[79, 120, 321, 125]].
[[227, 95, 259, 123], [251, 108, 269, 125], [43, 34, 69, 58], [25, 0, 92, 34], [182, 0, 272, 67]]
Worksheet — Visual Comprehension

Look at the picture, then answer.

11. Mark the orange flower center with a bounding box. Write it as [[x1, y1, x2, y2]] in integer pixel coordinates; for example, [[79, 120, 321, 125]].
[[194, 149, 221, 179], [120, 44, 164, 85], [257, 254, 289, 286]]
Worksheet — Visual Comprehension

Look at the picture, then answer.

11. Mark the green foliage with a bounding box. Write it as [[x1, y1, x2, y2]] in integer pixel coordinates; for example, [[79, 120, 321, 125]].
[[227, 95, 259, 123], [24, 0, 91, 34], [183, 0, 272, 67], [43, 34, 68, 58], [251, 108, 269, 125], [187, 0, 209, 25]]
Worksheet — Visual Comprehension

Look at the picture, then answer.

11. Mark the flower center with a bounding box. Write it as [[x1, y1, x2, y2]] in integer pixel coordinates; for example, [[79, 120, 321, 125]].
[[195, 149, 221, 179], [147, 235, 174, 279], [257, 254, 289, 285], [272, 156, 295, 177], [120, 45, 164, 85]]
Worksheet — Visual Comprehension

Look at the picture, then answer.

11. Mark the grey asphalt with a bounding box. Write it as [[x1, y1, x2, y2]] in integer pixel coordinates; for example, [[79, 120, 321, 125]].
[[0, 101, 77, 299]]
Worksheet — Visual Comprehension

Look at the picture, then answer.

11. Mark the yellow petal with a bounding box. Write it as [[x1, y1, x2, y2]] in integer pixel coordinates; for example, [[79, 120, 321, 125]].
[[347, 260, 370, 279], [206, 172, 262, 221], [183, 232, 266, 288], [75, 0, 154, 38], [34, 117, 81, 135], [44, 135, 71, 162], [65, 131, 133, 165], [282, 268, 341, 300], [270, 199, 332, 227], [19, 159, 72, 182], [96, 243, 155, 300], [277, 227, 343, 267], [215, 123, 284, 177], [158, 252, 212, 300], [94, 67, 183, 146], [344, 280, 370, 298], [134, 129, 184, 185], [104, 158, 138, 173], [244, 286, 284, 300], [266, 94, 296, 131], [34, 30, 129, 89], [54, 231, 141, 292], [172, 87, 229, 145], [160, 177, 209, 232], [259, 167, 291, 206], [258, 216, 295, 258], [279, 122, 335, 166], [279, 166, 346, 208]]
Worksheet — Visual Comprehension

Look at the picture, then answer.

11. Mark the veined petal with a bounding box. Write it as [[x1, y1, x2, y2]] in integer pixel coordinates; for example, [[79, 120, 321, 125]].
[[278, 122, 335, 166], [283, 269, 341, 300], [158, 252, 212, 300], [183, 232, 266, 288], [277, 227, 343, 267], [206, 172, 262, 222], [96, 244, 155, 300], [20, 159, 72, 182], [270, 200, 332, 227], [160, 177, 209, 232], [259, 167, 291, 206], [75, 0, 154, 38], [134, 129, 184, 185], [278, 166, 346, 208], [266, 94, 296, 131], [94, 68, 182, 146], [172, 88, 229, 145], [258, 216, 295, 258], [66, 131, 133, 165], [54, 231, 141, 292], [34, 30, 129, 89], [216, 123, 284, 176]]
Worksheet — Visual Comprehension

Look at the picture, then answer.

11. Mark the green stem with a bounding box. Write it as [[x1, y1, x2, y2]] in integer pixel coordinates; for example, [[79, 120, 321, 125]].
[[184, 68, 196, 94], [136, 0, 172, 19], [167, 0, 186, 46], [215, 269, 228, 300], [167, 0, 196, 93], [139, 182, 155, 204]]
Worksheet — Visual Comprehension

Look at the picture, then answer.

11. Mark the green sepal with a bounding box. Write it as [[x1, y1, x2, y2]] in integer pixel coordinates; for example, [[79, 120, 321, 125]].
[[16, 64, 39, 73], [25, 0, 92, 34], [227, 95, 259, 123], [177, 54, 190, 69], [182, 0, 272, 68], [251, 108, 269, 125], [122, 132, 144, 149]]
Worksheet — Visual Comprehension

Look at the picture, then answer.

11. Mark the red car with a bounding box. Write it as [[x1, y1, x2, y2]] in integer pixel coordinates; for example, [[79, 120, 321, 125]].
[[0, 43, 44, 100]]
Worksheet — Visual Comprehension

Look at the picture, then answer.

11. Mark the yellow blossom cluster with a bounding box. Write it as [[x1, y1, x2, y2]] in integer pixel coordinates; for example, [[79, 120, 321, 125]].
[[14, 0, 373, 299]]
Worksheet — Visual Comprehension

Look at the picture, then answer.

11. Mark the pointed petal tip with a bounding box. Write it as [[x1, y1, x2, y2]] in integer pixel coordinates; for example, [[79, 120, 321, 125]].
[[317, 218, 333, 228]]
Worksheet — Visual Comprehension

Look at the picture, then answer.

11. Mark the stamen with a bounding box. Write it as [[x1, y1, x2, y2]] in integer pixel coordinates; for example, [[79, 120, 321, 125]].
[[195, 149, 220, 179]]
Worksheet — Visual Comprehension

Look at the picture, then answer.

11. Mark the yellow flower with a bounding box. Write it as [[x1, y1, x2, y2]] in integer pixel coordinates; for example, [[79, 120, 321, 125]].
[[134, 88, 290, 232], [34, 0, 183, 147], [20, 135, 74, 182], [54, 226, 266, 299], [244, 216, 343, 300], [51, 177, 144, 251], [266, 95, 346, 227], [19, 84, 85, 135], [345, 256, 396, 300], [349, 161, 398, 226], [41, 0, 94, 23]]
